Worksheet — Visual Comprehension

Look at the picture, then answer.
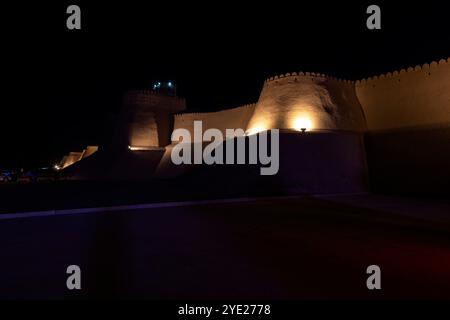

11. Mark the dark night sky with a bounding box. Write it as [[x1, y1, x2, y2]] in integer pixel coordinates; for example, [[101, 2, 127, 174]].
[[1, 1, 449, 169]]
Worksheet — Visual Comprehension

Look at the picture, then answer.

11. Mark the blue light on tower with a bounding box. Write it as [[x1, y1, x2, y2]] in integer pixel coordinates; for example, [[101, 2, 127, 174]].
[[151, 81, 176, 96]]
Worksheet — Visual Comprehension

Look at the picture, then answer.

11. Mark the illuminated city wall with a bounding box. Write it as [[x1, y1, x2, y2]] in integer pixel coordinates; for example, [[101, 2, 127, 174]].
[[128, 110, 160, 148], [164, 60, 449, 194], [64, 58, 449, 193], [59, 146, 98, 169], [173, 59, 449, 135], [246, 74, 366, 134], [124, 90, 186, 148], [60, 152, 83, 169], [82, 146, 99, 159], [357, 59, 450, 195], [173, 104, 256, 138], [356, 58, 450, 131]]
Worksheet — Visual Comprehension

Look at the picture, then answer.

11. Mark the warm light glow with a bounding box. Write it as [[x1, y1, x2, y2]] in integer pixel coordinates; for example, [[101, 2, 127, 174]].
[[246, 124, 267, 136], [128, 146, 153, 151], [292, 117, 313, 132], [54, 164, 61, 171]]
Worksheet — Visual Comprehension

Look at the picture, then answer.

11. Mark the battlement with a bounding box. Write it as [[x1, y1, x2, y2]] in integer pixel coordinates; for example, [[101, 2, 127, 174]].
[[356, 58, 450, 86], [249, 71, 366, 133], [170, 58, 449, 135], [264, 72, 355, 86], [355, 58, 450, 131], [124, 90, 186, 113], [125, 89, 185, 100], [263, 58, 450, 88], [125, 57, 449, 149]]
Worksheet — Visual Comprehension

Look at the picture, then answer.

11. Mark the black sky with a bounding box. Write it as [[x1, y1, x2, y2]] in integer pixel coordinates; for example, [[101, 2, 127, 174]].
[[1, 1, 450, 168]]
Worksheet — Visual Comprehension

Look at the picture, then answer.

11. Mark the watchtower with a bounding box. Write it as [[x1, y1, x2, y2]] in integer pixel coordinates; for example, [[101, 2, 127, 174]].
[[120, 82, 186, 149]]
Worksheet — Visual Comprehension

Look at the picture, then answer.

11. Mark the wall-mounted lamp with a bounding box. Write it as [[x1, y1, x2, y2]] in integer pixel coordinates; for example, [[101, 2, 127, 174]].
[[293, 117, 312, 133]]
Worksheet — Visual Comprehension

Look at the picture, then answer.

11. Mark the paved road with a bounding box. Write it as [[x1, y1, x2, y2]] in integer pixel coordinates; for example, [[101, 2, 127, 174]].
[[1, 196, 450, 299]]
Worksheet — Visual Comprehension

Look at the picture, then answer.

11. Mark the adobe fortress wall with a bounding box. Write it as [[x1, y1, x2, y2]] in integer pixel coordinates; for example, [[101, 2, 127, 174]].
[[246, 73, 367, 133], [173, 103, 256, 138], [171, 58, 450, 136], [356, 58, 450, 131], [355, 58, 450, 195], [123, 90, 186, 148]]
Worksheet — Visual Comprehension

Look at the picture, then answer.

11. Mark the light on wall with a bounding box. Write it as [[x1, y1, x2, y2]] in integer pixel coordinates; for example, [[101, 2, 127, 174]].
[[246, 123, 268, 136], [293, 117, 313, 132], [128, 146, 153, 151]]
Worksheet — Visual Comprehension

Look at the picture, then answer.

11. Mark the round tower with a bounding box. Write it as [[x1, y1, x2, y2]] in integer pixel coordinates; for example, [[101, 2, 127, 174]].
[[246, 73, 367, 134], [119, 83, 186, 149]]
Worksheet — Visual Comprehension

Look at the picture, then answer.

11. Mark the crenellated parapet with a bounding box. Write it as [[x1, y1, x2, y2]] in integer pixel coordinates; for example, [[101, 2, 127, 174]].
[[133, 57, 450, 143], [356, 58, 449, 86], [124, 90, 186, 113], [251, 58, 450, 132], [263, 72, 355, 86], [122, 89, 187, 149], [247, 71, 366, 133], [355, 58, 450, 131], [262, 58, 450, 88]]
